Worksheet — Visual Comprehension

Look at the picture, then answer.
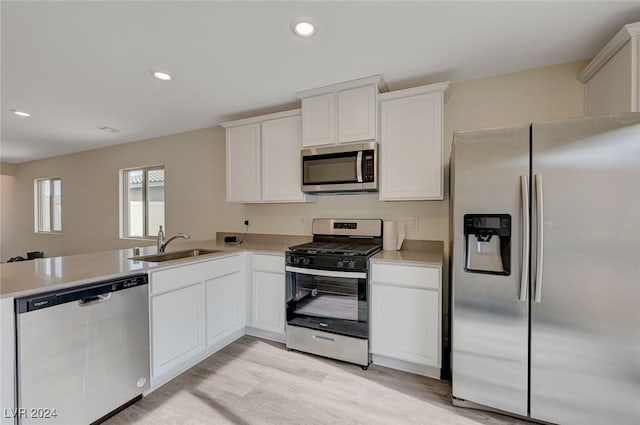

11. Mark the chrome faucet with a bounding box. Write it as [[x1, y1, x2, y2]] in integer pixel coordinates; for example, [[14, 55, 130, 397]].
[[157, 226, 190, 253]]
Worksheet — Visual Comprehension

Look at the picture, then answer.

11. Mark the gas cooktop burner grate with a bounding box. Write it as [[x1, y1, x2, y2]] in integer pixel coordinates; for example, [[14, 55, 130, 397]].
[[289, 241, 382, 256]]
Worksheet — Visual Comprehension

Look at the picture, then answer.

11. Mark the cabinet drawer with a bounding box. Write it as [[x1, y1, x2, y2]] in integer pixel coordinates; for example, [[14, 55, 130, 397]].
[[151, 255, 241, 295], [286, 325, 368, 366], [252, 253, 284, 274], [371, 263, 440, 290]]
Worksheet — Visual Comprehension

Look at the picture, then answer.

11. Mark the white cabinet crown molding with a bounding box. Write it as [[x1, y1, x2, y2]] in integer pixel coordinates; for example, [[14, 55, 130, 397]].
[[379, 81, 451, 103], [296, 74, 387, 98], [578, 22, 640, 83], [220, 109, 301, 129]]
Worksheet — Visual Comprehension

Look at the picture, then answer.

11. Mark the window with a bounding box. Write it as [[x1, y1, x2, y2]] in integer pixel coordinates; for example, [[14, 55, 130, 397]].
[[121, 166, 165, 239], [34, 177, 62, 233]]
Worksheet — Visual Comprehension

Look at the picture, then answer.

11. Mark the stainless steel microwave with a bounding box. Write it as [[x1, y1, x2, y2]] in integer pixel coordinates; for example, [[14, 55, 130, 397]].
[[301, 142, 377, 193]]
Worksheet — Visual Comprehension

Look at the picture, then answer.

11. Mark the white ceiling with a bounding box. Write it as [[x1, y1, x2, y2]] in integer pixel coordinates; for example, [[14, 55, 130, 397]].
[[3, 1, 640, 164]]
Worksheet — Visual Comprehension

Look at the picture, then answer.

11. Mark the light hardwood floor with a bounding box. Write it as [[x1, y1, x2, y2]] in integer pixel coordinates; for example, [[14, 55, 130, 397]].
[[105, 336, 535, 425]]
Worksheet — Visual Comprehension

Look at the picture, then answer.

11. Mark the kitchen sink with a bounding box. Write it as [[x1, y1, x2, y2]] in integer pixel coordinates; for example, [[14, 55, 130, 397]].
[[131, 248, 222, 262]]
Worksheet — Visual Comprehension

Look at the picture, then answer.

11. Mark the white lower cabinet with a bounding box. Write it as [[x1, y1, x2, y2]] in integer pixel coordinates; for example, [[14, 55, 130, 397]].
[[151, 283, 204, 377], [149, 254, 245, 387], [247, 253, 286, 341], [1, 297, 15, 425], [370, 262, 442, 379], [205, 272, 244, 346]]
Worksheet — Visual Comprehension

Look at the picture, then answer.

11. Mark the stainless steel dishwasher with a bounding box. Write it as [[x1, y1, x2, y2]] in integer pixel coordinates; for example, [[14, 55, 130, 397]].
[[15, 274, 150, 425]]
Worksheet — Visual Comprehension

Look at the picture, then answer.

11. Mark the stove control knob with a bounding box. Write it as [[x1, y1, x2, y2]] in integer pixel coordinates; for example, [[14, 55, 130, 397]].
[[337, 261, 344, 268], [302, 257, 311, 265], [293, 256, 300, 264], [348, 260, 356, 269]]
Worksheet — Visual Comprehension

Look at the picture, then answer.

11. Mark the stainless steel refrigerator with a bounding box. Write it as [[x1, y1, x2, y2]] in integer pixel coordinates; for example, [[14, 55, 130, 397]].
[[450, 113, 640, 425]]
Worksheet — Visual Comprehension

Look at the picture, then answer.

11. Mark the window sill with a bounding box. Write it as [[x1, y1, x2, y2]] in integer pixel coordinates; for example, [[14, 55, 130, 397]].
[[120, 236, 156, 242], [34, 231, 62, 235]]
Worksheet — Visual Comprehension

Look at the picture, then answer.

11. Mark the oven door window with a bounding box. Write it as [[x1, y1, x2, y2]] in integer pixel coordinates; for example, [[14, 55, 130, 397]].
[[289, 271, 366, 322], [303, 152, 359, 185]]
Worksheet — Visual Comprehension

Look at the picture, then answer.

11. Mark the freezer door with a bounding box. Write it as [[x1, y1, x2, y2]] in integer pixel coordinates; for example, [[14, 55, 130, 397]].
[[451, 124, 529, 416], [530, 113, 640, 425]]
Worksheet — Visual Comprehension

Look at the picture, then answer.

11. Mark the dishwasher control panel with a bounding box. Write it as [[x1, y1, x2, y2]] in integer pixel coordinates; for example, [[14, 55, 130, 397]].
[[16, 274, 148, 313]]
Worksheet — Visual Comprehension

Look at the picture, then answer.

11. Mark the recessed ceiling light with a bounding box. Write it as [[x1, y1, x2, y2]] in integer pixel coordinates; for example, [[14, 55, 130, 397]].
[[152, 71, 172, 81], [292, 21, 315, 37], [11, 109, 31, 117]]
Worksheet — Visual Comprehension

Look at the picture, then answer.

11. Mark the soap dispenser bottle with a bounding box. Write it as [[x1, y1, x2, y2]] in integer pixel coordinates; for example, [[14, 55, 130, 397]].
[[157, 225, 165, 252]]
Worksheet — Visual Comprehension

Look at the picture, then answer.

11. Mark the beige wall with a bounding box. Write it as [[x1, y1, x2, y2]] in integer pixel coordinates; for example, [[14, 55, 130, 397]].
[[0, 162, 17, 176], [0, 60, 588, 261], [242, 60, 588, 245], [585, 40, 632, 115], [0, 127, 244, 260]]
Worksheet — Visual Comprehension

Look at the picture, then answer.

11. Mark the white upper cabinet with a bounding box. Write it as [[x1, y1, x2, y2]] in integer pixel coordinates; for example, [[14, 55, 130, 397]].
[[262, 115, 307, 202], [222, 110, 314, 203], [578, 22, 640, 115], [226, 123, 261, 202], [379, 82, 449, 201], [337, 84, 377, 143], [302, 93, 335, 147], [298, 75, 385, 148]]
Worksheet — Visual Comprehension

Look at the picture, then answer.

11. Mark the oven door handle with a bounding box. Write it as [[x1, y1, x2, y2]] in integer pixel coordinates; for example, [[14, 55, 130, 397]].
[[285, 266, 367, 279]]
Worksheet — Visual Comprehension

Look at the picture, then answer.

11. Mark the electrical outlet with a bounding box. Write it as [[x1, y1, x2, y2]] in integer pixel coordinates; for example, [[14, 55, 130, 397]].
[[300, 217, 308, 226], [408, 216, 419, 229], [243, 219, 249, 226]]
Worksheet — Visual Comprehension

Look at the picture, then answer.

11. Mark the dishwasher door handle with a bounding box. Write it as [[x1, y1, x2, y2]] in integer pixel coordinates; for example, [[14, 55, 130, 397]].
[[78, 293, 112, 307]]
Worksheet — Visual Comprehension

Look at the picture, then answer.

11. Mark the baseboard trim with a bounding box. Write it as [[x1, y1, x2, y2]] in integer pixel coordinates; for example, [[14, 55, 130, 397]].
[[147, 328, 245, 393], [147, 328, 440, 396], [371, 354, 441, 379], [245, 326, 286, 343]]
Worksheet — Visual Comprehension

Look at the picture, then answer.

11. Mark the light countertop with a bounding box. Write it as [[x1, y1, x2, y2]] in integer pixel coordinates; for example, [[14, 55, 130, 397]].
[[1, 235, 443, 299], [371, 250, 443, 267], [0, 235, 310, 299], [371, 240, 444, 267]]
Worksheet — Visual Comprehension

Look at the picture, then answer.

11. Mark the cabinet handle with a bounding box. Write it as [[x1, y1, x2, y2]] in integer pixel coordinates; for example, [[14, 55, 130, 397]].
[[312, 335, 335, 343]]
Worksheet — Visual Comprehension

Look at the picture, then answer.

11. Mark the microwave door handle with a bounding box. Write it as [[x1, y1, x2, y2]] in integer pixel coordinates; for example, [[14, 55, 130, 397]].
[[356, 151, 363, 183]]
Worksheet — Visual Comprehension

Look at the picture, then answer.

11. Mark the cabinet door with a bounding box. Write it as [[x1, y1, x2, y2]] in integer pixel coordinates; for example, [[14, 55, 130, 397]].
[[251, 270, 285, 334], [151, 283, 204, 377], [261, 115, 305, 202], [302, 93, 335, 147], [337, 85, 377, 143], [205, 271, 242, 346], [1, 297, 15, 425], [379, 92, 443, 200], [371, 283, 440, 367], [226, 123, 261, 202]]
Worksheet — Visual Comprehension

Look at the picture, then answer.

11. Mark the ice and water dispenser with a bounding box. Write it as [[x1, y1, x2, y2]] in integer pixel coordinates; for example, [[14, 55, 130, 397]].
[[463, 214, 511, 275]]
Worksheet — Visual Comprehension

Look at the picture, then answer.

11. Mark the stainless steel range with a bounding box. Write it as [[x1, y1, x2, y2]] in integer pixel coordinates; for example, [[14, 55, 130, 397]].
[[285, 218, 382, 368]]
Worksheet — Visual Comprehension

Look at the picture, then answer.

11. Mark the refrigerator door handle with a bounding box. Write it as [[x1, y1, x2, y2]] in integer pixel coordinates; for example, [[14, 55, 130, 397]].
[[519, 175, 530, 302], [534, 173, 544, 303]]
